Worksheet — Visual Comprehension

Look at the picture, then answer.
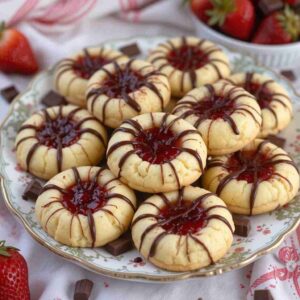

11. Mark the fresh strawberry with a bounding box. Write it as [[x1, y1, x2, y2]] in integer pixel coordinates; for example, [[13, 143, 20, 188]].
[[0, 241, 30, 300], [206, 0, 255, 40], [0, 22, 38, 74], [252, 6, 300, 44], [190, 0, 214, 23]]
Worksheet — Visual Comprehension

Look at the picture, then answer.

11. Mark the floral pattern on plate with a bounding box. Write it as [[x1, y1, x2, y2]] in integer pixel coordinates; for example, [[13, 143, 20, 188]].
[[0, 36, 300, 282]]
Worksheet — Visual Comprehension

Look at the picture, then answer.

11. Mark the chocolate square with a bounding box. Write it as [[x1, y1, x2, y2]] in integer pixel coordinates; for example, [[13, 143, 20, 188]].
[[280, 70, 296, 82], [267, 135, 286, 148], [232, 215, 251, 237], [258, 0, 283, 15], [254, 289, 274, 300], [41, 90, 66, 107], [22, 180, 43, 201], [1, 85, 19, 103], [74, 279, 94, 300], [119, 43, 141, 57], [104, 232, 133, 256]]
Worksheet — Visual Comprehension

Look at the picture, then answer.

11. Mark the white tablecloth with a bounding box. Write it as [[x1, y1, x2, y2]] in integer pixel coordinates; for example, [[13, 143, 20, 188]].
[[1, 1, 300, 299]]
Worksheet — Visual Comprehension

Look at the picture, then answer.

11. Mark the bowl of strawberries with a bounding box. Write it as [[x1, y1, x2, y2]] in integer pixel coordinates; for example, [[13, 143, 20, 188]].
[[190, 0, 300, 69]]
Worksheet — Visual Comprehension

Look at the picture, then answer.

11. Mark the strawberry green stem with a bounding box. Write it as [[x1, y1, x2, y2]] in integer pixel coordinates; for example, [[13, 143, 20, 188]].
[[0, 22, 5, 40], [0, 240, 19, 257]]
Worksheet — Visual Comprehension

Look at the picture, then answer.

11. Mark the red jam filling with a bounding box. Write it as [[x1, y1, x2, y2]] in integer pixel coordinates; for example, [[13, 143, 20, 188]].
[[167, 45, 208, 71], [102, 70, 145, 98], [192, 95, 235, 120], [159, 200, 207, 235], [227, 151, 274, 183], [36, 117, 80, 148], [61, 181, 108, 215], [243, 82, 273, 109], [133, 127, 181, 164], [73, 55, 109, 79]]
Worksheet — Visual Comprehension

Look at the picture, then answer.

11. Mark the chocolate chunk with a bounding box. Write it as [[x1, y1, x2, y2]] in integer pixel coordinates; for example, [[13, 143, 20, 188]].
[[104, 232, 133, 256], [267, 134, 286, 148], [22, 180, 43, 201], [258, 0, 283, 15], [41, 90, 66, 107], [74, 279, 94, 300], [119, 43, 141, 57], [1, 85, 19, 103], [233, 215, 251, 237], [280, 70, 296, 82], [254, 289, 274, 300]]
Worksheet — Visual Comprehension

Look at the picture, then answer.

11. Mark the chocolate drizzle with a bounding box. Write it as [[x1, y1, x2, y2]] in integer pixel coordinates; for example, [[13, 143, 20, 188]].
[[41, 167, 135, 247], [17, 106, 106, 173], [54, 47, 124, 89], [107, 113, 205, 189], [86, 60, 166, 119], [148, 37, 229, 92], [242, 73, 292, 128], [207, 140, 299, 215], [173, 84, 261, 135], [131, 189, 233, 262]]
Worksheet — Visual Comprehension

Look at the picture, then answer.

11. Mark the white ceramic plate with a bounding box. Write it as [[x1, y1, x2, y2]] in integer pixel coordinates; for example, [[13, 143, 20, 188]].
[[1, 36, 300, 282]]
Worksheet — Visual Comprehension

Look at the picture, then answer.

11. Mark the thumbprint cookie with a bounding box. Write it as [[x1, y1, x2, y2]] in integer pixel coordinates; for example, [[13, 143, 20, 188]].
[[173, 82, 262, 155], [54, 47, 128, 107], [147, 36, 231, 97], [86, 59, 170, 128], [202, 139, 299, 215], [131, 186, 234, 271], [107, 112, 207, 193], [35, 166, 136, 247], [226, 72, 293, 137], [15, 105, 107, 180]]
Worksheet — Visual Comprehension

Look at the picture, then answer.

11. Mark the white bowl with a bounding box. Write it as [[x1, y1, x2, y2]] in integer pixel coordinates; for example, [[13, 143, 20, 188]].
[[191, 13, 300, 69]]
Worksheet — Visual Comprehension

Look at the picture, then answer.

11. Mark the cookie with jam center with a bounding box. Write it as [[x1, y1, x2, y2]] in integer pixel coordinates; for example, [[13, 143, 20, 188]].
[[15, 105, 107, 180], [86, 59, 171, 128], [173, 82, 262, 155], [147, 36, 231, 98], [54, 47, 128, 107], [106, 112, 207, 193], [202, 139, 300, 215], [226, 72, 293, 137], [131, 186, 234, 271], [35, 166, 136, 247]]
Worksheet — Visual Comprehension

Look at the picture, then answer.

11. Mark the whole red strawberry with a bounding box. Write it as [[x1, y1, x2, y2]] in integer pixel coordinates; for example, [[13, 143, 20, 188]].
[[190, 0, 214, 23], [0, 241, 30, 300], [206, 0, 255, 40], [0, 22, 38, 74], [252, 6, 300, 44]]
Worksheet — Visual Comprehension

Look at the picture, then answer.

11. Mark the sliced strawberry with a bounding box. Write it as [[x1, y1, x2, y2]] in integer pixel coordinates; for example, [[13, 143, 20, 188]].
[[252, 6, 300, 44], [0, 23, 39, 75], [0, 241, 30, 300], [190, 0, 214, 23], [206, 0, 255, 40]]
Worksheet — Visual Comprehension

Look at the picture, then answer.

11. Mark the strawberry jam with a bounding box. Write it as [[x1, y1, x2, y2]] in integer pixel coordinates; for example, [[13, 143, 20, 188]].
[[102, 70, 145, 98], [227, 151, 274, 183], [167, 45, 208, 71], [159, 200, 207, 235], [133, 127, 181, 164], [244, 82, 273, 109], [36, 117, 80, 148], [61, 181, 108, 215], [192, 95, 235, 120], [73, 55, 109, 79]]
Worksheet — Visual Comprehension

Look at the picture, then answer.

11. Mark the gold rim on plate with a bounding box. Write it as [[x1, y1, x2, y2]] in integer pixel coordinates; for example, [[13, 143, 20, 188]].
[[1, 36, 300, 282]]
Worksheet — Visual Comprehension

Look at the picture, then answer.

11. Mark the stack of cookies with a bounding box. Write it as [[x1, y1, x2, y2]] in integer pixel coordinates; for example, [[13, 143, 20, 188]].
[[15, 37, 299, 272]]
